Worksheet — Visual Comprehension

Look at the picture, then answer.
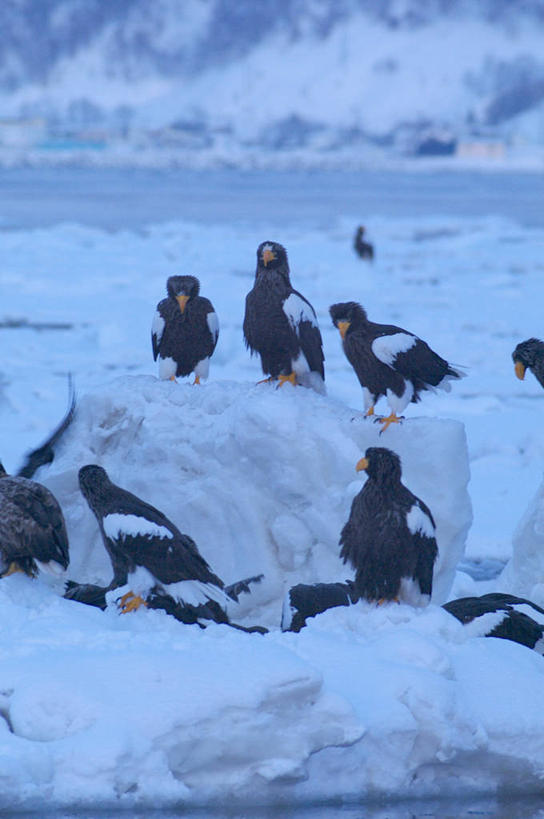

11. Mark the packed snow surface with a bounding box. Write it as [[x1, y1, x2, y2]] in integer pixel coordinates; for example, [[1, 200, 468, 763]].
[[2, 194, 544, 807]]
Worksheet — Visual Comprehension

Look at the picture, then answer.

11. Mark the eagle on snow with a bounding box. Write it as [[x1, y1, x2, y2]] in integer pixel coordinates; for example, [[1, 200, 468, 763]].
[[0, 462, 69, 578], [340, 447, 438, 606], [78, 464, 232, 623], [243, 241, 325, 392], [330, 301, 463, 431], [152, 275, 219, 384]]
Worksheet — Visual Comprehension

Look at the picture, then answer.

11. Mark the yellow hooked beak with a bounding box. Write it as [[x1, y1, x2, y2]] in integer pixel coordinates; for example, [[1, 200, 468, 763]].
[[176, 294, 189, 313], [337, 321, 350, 340], [356, 457, 369, 472], [514, 361, 526, 381], [262, 248, 276, 266]]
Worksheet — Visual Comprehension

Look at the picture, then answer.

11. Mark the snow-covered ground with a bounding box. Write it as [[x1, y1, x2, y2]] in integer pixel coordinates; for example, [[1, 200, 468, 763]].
[[2, 171, 544, 809]]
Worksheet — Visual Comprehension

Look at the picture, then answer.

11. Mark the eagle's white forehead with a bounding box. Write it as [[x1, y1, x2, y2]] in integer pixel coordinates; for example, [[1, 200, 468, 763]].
[[261, 243, 274, 253]]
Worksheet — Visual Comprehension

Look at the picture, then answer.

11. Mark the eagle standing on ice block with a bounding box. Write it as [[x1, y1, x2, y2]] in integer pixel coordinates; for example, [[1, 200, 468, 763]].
[[330, 301, 463, 431], [152, 275, 219, 384], [243, 241, 325, 392], [0, 462, 69, 578], [78, 465, 231, 622], [512, 338, 544, 388], [340, 447, 437, 606]]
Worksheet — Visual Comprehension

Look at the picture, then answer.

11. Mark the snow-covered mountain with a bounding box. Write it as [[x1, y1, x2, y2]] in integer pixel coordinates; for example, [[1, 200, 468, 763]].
[[1, 0, 544, 161]]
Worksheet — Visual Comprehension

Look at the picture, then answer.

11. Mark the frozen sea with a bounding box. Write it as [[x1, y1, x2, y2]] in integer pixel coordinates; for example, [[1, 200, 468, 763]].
[[2, 166, 544, 815]]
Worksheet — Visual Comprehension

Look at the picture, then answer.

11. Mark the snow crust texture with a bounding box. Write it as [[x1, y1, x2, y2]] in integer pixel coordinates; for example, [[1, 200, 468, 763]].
[[3, 209, 544, 807], [0, 376, 482, 808]]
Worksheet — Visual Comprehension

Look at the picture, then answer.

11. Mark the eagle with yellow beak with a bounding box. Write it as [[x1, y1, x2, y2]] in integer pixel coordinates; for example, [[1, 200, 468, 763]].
[[243, 241, 325, 392], [340, 447, 438, 606], [152, 275, 219, 383], [512, 338, 544, 388], [330, 301, 463, 431]]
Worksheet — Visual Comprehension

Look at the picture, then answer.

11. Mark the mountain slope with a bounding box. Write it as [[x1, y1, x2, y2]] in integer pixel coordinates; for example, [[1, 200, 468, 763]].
[[1, 1, 544, 157]]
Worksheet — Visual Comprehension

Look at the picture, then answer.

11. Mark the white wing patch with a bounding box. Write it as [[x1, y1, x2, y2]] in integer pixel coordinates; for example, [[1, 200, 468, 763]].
[[281, 590, 296, 631], [462, 611, 508, 639], [283, 293, 318, 333], [103, 513, 173, 541], [372, 333, 417, 366], [406, 504, 435, 538], [151, 311, 165, 345], [164, 579, 229, 608], [207, 311, 219, 342]]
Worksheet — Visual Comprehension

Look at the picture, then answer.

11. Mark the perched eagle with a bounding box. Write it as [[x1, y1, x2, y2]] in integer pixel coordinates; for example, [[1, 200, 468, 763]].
[[444, 593, 544, 654], [353, 225, 374, 261], [152, 275, 219, 384], [243, 241, 325, 392], [512, 338, 544, 388], [78, 464, 232, 622], [330, 301, 463, 431], [282, 580, 361, 632], [283, 586, 544, 649], [340, 447, 438, 605], [0, 463, 69, 578]]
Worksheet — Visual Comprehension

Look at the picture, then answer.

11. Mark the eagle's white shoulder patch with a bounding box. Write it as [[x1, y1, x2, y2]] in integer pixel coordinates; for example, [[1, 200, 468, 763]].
[[372, 333, 417, 366], [152, 311, 165, 344], [207, 311, 219, 341], [103, 513, 173, 541], [283, 293, 318, 332], [406, 504, 435, 538]]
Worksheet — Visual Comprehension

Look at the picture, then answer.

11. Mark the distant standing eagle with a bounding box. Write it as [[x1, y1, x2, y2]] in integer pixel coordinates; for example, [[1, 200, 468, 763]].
[[79, 464, 231, 622], [0, 462, 69, 578], [353, 226, 374, 261], [330, 301, 463, 431], [512, 338, 544, 388], [243, 241, 325, 392], [340, 447, 437, 605], [152, 275, 219, 384]]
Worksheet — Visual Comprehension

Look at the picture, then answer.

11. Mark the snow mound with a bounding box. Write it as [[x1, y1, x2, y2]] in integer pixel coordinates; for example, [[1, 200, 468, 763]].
[[500, 476, 544, 605], [5, 377, 544, 807], [45, 375, 472, 617]]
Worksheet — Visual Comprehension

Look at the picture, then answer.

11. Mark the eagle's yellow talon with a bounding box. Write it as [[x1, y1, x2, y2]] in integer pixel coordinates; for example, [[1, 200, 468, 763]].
[[378, 413, 402, 433], [277, 372, 297, 388], [2, 562, 23, 578], [118, 591, 148, 614]]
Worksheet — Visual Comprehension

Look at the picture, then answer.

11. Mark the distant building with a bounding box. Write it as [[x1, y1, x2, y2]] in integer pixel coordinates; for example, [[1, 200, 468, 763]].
[[0, 117, 46, 147], [455, 140, 506, 160]]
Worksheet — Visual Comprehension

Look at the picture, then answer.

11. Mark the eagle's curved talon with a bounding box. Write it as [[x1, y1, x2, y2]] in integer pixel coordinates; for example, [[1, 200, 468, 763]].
[[118, 591, 148, 614], [378, 413, 403, 434], [277, 372, 297, 388]]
